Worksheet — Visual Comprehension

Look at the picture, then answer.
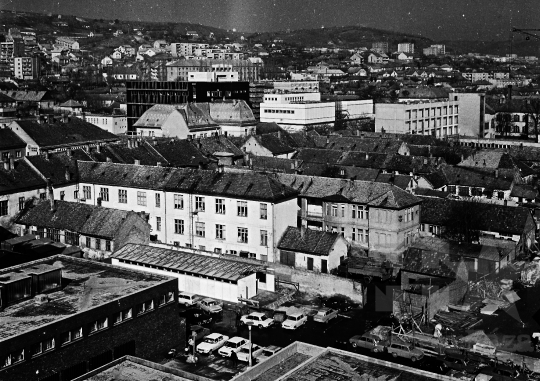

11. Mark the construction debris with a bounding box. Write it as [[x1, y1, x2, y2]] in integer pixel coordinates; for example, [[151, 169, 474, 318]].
[[433, 310, 483, 331]]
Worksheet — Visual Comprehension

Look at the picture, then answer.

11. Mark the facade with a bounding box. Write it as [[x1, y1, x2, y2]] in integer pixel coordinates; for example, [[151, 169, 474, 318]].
[[0, 128, 26, 160], [372, 41, 389, 53], [423, 44, 446, 56], [55, 162, 298, 262], [397, 43, 415, 54], [260, 101, 335, 131], [0, 256, 181, 381], [206, 100, 257, 136], [112, 243, 274, 303], [166, 59, 261, 82], [187, 71, 239, 82], [277, 226, 347, 272], [77, 113, 128, 135], [275, 173, 422, 263], [263, 92, 321, 103], [273, 81, 320, 93], [16, 200, 151, 260], [55, 37, 80, 50], [13, 57, 40, 80]]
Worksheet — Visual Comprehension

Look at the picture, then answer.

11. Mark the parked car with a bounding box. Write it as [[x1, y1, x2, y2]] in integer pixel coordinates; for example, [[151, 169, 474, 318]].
[[198, 298, 223, 314], [240, 312, 274, 328], [349, 334, 386, 352], [322, 296, 354, 312], [386, 339, 424, 362], [237, 343, 264, 362], [178, 292, 198, 307], [218, 336, 249, 357], [254, 345, 282, 363], [180, 308, 213, 326], [196, 333, 229, 355], [189, 325, 210, 342], [281, 312, 307, 330], [313, 308, 338, 323]]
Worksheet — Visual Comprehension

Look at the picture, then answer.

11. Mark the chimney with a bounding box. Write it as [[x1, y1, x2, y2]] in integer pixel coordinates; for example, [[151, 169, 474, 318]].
[[36, 115, 42, 124], [9, 155, 14, 170], [244, 153, 249, 165], [277, 130, 281, 139], [3, 160, 9, 171], [300, 225, 306, 239], [127, 139, 132, 149], [156, 161, 162, 167], [326, 135, 330, 145], [45, 151, 50, 160], [67, 148, 73, 157], [47, 178, 55, 212], [198, 161, 204, 170], [134, 159, 141, 165], [106, 156, 112, 162], [365, 153, 369, 160], [495, 169, 499, 178], [423, 158, 428, 165], [64, 165, 70, 181], [460, 154, 464, 162], [356, 129, 360, 137], [96, 144, 102, 153], [291, 162, 295, 170]]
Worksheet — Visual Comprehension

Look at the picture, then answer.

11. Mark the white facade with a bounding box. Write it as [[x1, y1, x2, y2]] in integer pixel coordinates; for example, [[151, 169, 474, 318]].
[[260, 102, 335, 131], [187, 71, 239, 82], [76, 114, 127, 135], [340, 100, 374, 119], [273, 81, 320, 93], [55, 172, 298, 263], [397, 43, 414, 54], [263, 92, 321, 104]]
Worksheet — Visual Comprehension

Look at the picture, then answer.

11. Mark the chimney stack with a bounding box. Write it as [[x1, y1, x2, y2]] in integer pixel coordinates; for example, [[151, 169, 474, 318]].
[[156, 161, 162, 167], [45, 151, 50, 160], [198, 161, 204, 170], [356, 129, 360, 137], [47, 178, 56, 212], [106, 157, 112, 162], [495, 169, 499, 178], [300, 225, 306, 239], [365, 153, 369, 160], [64, 165, 70, 181], [134, 159, 140, 165], [277, 130, 281, 139], [67, 148, 73, 157], [9, 155, 14, 170]]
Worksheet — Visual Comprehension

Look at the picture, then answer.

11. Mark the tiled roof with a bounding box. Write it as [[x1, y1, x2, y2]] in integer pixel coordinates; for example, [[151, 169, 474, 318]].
[[59, 99, 83, 107], [458, 151, 515, 169], [16, 200, 142, 239], [0, 159, 45, 195], [418, 196, 534, 235], [149, 138, 210, 167], [112, 244, 260, 281], [438, 164, 514, 190], [1, 90, 49, 102], [325, 137, 405, 154], [252, 133, 297, 155], [134, 103, 218, 131], [404, 244, 465, 278], [293, 148, 347, 165], [338, 151, 389, 168], [250, 156, 299, 174], [0, 128, 26, 150], [274, 173, 420, 209], [398, 87, 450, 99], [192, 135, 244, 158], [256, 122, 283, 135], [384, 155, 441, 175], [11, 118, 120, 149], [277, 226, 341, 256], [205, 100, 256, 126], [375, 173, 412, 190], [511, 184, 538, 200], [78, 162, 298, 202], [25, 154, 79, 186], [0, 92, 15, 103]]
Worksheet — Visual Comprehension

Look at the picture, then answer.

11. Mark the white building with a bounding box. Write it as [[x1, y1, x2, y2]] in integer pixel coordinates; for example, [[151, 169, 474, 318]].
[[397, 43, 414, 54], [76, 114, 127, 135], [260, 101, 335, 131], [187, 71, 239, 82], [56, 163, 299, 263], [273, 81, 320, 93]]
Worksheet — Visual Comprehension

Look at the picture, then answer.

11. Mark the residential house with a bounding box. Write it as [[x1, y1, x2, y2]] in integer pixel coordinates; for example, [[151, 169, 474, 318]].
[[241, 131, 297, 159], [0, 128, 26, 160], [58, 99, 83, 115], [16, 200, 150, 260], [55, 162, 299, 262], [277, 226, 347, 273]]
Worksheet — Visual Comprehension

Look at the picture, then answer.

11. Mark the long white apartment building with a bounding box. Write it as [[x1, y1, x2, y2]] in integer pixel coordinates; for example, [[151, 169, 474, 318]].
[[55, 162, 298, 262], [375, 92, 485, 138], [76, 113, 127, 135]]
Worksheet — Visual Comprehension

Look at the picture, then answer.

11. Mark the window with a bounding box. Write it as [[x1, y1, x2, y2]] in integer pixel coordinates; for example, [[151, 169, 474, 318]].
[[114, 308, 133, 324], [155, 193, 161, 207], [96, 238, 101, 250], [31, 342, 42, 357], [331, 204, 338, 217], [216, 224, 225, 239], [237, 201, 248, 217], [99, 187, 109, 202], [0, 200, 7, 216], [238, 227, 248, 243], [44, 338, 55, 351], [260, 203, 267, 219], [195, 221, 205, 237], [83, 185, 91, 200], [105, 240, 111, 251], [174, 219, 184, 234], [160, 291, 174, 305], [156, 217, 161, 231], [90, 317, 108, 333], [195, 196, 205, 212], [174, 194, 183, 209], [497, 191, 504, 200], [65, 231, 79, 246], [139, 300, 154, 314], [18, 197, 25, 211], [137, 191, 147, 206], [119, 189, 127, 203], [215, 198, 225, 214], [341, 205, 345, 217], [260, 230, 268, 246], [86, 237, 91, 248]]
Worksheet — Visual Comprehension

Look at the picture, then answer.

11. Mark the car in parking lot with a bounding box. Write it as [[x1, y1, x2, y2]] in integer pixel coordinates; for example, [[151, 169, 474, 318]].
[[196, 333, 229, 355], [313, 308, 338, 323], [178, 292, 198, 307], [240, 312, 274, 328], [281, 312, 307, 330], [189, 325, 210, 342], [349, 334, 387, 352], [254, 345, 282, 363], [180, 308, 213, 326], [237, 343, 264, 362], [218, 336, 249, 357], [198, 298, 223, 314], [386, 339, 424, 362]]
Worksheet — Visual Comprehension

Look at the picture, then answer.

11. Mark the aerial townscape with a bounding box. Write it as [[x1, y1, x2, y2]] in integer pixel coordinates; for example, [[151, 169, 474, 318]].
[[3, 3, 540, 381]]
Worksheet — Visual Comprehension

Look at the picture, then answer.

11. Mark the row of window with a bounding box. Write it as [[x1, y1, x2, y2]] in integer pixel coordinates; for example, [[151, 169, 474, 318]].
[[0, 150, 22, 161], [406, 116, 458, 130], [406, 105, 458, 119], [325, 203, 416, 224], [263, 109, 296, 114], [447, 185, 505, 200], [0, 293, 174, 370], [172, 220, 268, 245]]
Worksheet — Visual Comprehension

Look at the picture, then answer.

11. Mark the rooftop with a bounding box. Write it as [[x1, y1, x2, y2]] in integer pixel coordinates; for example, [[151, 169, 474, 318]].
[[0, 256, 171, 342], [277, 227, 341, 256], [112, 244, 261, 282], [0, 128, 26, 150]]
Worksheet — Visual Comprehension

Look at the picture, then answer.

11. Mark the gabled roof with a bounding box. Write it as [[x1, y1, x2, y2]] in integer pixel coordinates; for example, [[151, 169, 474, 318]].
[[375, 173, 413, 190], [277, 226, 341, 256], [511, 184, 538, 200], [1, 91, 50, 102], [418, 196, 534, 235], [16, 200, 144, 239], [134, 103, 218, 131], [191, 135, 244, 158], [293, 148, 346, 165], [59, 99, 83, 107], [0, 128, 26, 150], [25, 154, 79, 187], [10, 118, 120, 149], [133, 104, 183, 128], [274, 173, 420, 209], [438, 164, 514, 190], [78, 162, 298, 202], [0, 93, 15, 103], [0, 159, 45, 196], [250, 133, 297, 155], [250, 156, 299, 174]]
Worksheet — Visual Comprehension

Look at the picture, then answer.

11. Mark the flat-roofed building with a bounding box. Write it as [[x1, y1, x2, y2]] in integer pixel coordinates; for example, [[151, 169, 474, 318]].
[[0, 256, 181, 381]]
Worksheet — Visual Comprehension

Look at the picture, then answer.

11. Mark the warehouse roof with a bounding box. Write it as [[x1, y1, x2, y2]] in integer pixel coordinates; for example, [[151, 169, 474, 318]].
[[112, 244, 261, 282]]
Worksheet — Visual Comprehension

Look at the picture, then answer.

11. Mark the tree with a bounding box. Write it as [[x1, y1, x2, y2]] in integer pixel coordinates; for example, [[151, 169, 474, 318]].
[[525, 99, 540, 142], [495, 112, 513, 136]]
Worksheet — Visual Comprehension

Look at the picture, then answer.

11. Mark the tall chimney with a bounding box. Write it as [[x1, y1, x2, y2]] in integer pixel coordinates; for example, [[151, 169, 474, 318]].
[[495, 169, 499, 178], [156, 161, 162, 167], [45, 151, 50, 160], [300, 226, 306, 239], [64, 165, 70, 181], [47, 178, 56, 212], [134, 159, 140, 165]]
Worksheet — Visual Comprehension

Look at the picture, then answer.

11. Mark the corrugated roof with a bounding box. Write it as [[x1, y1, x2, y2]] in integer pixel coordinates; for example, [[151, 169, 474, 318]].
[[112, 244, 260, 282], [278, 227, 340, 256]]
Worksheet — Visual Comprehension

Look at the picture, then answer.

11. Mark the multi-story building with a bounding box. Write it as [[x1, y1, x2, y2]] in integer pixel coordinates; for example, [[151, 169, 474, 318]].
[[462, 72, 490, 82], [55, 162, 298, 262], [13, 56, 40, 80], [397, 43, 415, 54], [166, 59, 261, 82], [372, 41, 389, 53], [274, 173, 422, 263], [187, 71, 239, 82], [76, 113, 127, 135], [55, 37, 80, 50], [0, 255, 181, 381], [273, 81, 320, 93], [374, 93, 485, 138], [423, 44, 446, 56]]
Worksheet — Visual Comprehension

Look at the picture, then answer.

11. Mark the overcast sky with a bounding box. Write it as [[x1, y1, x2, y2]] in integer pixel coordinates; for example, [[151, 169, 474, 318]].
[[4, 0, 540, 41]]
